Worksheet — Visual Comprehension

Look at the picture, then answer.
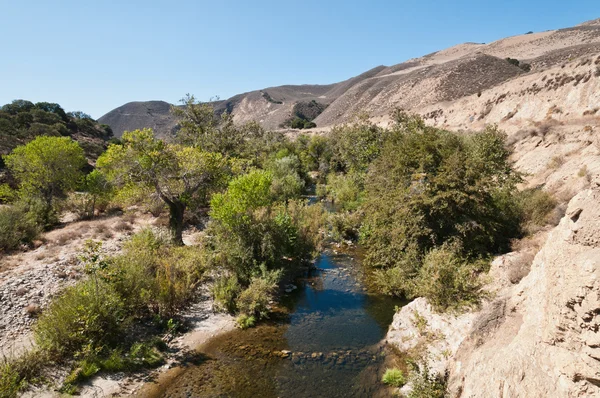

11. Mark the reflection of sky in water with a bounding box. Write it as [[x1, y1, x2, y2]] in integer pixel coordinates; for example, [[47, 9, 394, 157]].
[[284, 253, 397, 352]]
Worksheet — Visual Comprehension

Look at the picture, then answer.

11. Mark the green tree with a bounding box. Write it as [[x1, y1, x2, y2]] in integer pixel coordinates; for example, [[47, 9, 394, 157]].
[[362, 113, 521, 308], [97, 128, 228, 244], [4, 136, 86, 226]]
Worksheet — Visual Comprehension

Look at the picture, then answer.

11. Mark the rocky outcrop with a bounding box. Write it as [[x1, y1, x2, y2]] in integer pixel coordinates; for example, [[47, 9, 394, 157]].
[[385, 185, 600, 397]]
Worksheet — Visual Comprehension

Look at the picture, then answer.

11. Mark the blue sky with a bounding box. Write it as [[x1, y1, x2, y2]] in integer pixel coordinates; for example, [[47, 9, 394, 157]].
[[1, 0, 598, 118]]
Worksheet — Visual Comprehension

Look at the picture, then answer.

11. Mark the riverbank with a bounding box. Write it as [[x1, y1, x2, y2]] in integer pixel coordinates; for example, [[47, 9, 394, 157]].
[[139, 249, 404, 397], [69, 287, 235, 398]]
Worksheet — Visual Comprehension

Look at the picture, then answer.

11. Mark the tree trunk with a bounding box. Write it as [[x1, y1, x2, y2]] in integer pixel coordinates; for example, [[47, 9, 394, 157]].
[[168, 201, 186, 245]]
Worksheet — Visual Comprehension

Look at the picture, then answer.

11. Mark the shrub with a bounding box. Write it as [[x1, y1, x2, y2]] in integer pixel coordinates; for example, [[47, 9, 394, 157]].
[[382, 368, 406, 387], [362, 117, 521, 306], [34, 279, 126, 356], [108, 230, 205, 317], [408, 363, 447, 398], [236, 267, 282, 319], [236, 314, 256, 329], [517, 188, 556, 233], [325, 172, 364, 211], [415, 245, 489, 311], [212, 274, 241, 313], [330, 211, 363, 242], [0, 203, 41, 251], [0, 350, 49, 398]]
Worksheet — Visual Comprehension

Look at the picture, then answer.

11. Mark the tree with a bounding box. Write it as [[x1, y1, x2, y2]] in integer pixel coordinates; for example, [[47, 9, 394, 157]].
[[4, 136, 86, 226], [97, 128, 228, 244]]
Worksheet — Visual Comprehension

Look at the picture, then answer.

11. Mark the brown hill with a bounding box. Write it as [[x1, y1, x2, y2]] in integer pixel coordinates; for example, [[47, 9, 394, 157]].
[[99, 18, 600, 138]]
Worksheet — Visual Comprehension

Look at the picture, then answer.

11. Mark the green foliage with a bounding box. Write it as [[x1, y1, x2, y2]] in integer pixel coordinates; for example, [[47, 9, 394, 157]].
[[294, 134, 332, 174], [330, 210, 363, 242], [266, 154, 306, 202], [408, 363, 447, 398], [236, 314, 256, 329], [517, 188, 556, 233], [34, 279, 126, 356], [0, 350, 49, 398], [97, 128, 228, 243], [208, 170, 325, 317], [415, 245, 489, 311], [4, 136, 86, 227], [210, 170, 273, 229], [361, 113, 522, 309], [325, 172, 364, 211], [212, 274, 241, 313], [107, 230, 206, 317], [0, 184, 16, 203], [235, 267, 282, 319], [0, 100, 110, 160], [329, 115, 385, 173], [0, 202, 41, 251], [382, 368, 406, 387]]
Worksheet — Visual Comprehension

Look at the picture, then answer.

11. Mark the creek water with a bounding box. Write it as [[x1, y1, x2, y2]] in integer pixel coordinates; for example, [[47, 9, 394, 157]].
[[156, 247, 404, 397]]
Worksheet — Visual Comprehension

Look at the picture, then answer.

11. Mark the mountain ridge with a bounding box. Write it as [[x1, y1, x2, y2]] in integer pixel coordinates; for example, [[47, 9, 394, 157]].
[[99, 18, 600, 138]]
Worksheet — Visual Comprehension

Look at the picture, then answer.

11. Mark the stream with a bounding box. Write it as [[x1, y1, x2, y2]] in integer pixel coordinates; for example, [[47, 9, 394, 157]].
[[155, 247, 405, 397]]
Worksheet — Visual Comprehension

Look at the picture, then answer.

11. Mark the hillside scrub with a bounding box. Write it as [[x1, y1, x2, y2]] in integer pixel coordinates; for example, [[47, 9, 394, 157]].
[[4, 136, 87, 228], [20, 229, 206, 393], [0, 100, 112, 160]]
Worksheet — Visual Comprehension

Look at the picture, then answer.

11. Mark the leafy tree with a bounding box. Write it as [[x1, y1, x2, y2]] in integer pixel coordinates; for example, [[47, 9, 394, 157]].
[[329, 114, 385, 173], [97, 128, 228, 244], [4, 136, 86, 226], [362, 112, 522, 309]]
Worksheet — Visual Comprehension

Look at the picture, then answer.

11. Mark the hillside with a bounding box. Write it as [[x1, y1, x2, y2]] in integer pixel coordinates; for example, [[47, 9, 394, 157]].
[[100, 18, 600, 138], [0, 100, 112, 163]]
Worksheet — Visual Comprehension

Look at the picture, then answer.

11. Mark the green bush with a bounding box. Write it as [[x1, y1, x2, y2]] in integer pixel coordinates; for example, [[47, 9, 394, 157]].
[[517, 188, 556, 233], [107, 230, 206, 317], [235, 314, 256, 329], [212, 274, 241, 313], [408, 363, 447, 398], [362, 117, 522, 305], [415, 245, 489, 311], [34, 279, 126, 356], [236, 267, 282, 319], [382, 368, 406, 387], [0, 203, 41, 251], [0, 350, 48, 398], [325, 172, 364, 211]]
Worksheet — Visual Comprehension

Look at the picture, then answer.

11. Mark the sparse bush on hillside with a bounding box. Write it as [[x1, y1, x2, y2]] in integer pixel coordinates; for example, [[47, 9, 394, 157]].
[[0, 203, 41, 251], [517, 188, 556, 234], [382, 368, 406, 387], [408, 363, 447, 398], [4, 136, 87, 227]]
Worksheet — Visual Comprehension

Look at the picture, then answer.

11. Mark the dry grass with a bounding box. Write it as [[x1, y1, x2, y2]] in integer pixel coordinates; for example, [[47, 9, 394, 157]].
[[547, 155, 565, 170], [55, 231, 78, 246], [114, 221, 133, 232]]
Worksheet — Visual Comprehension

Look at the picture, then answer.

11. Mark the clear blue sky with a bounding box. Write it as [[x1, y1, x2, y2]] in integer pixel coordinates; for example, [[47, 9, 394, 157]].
[[1, 0, 598, 118]]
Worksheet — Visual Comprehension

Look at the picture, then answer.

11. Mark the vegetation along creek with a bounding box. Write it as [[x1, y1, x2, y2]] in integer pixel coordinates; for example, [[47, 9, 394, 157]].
[[149, 245, 404, 397]]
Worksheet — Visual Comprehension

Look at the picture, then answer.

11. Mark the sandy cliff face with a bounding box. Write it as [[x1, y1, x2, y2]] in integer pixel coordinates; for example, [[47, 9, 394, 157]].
[[386, 176, 600, 397], [446, 187, 600, 397]]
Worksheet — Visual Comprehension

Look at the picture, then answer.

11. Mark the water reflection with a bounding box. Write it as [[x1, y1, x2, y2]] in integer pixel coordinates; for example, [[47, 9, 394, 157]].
[[157, 250, 404, 398]]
